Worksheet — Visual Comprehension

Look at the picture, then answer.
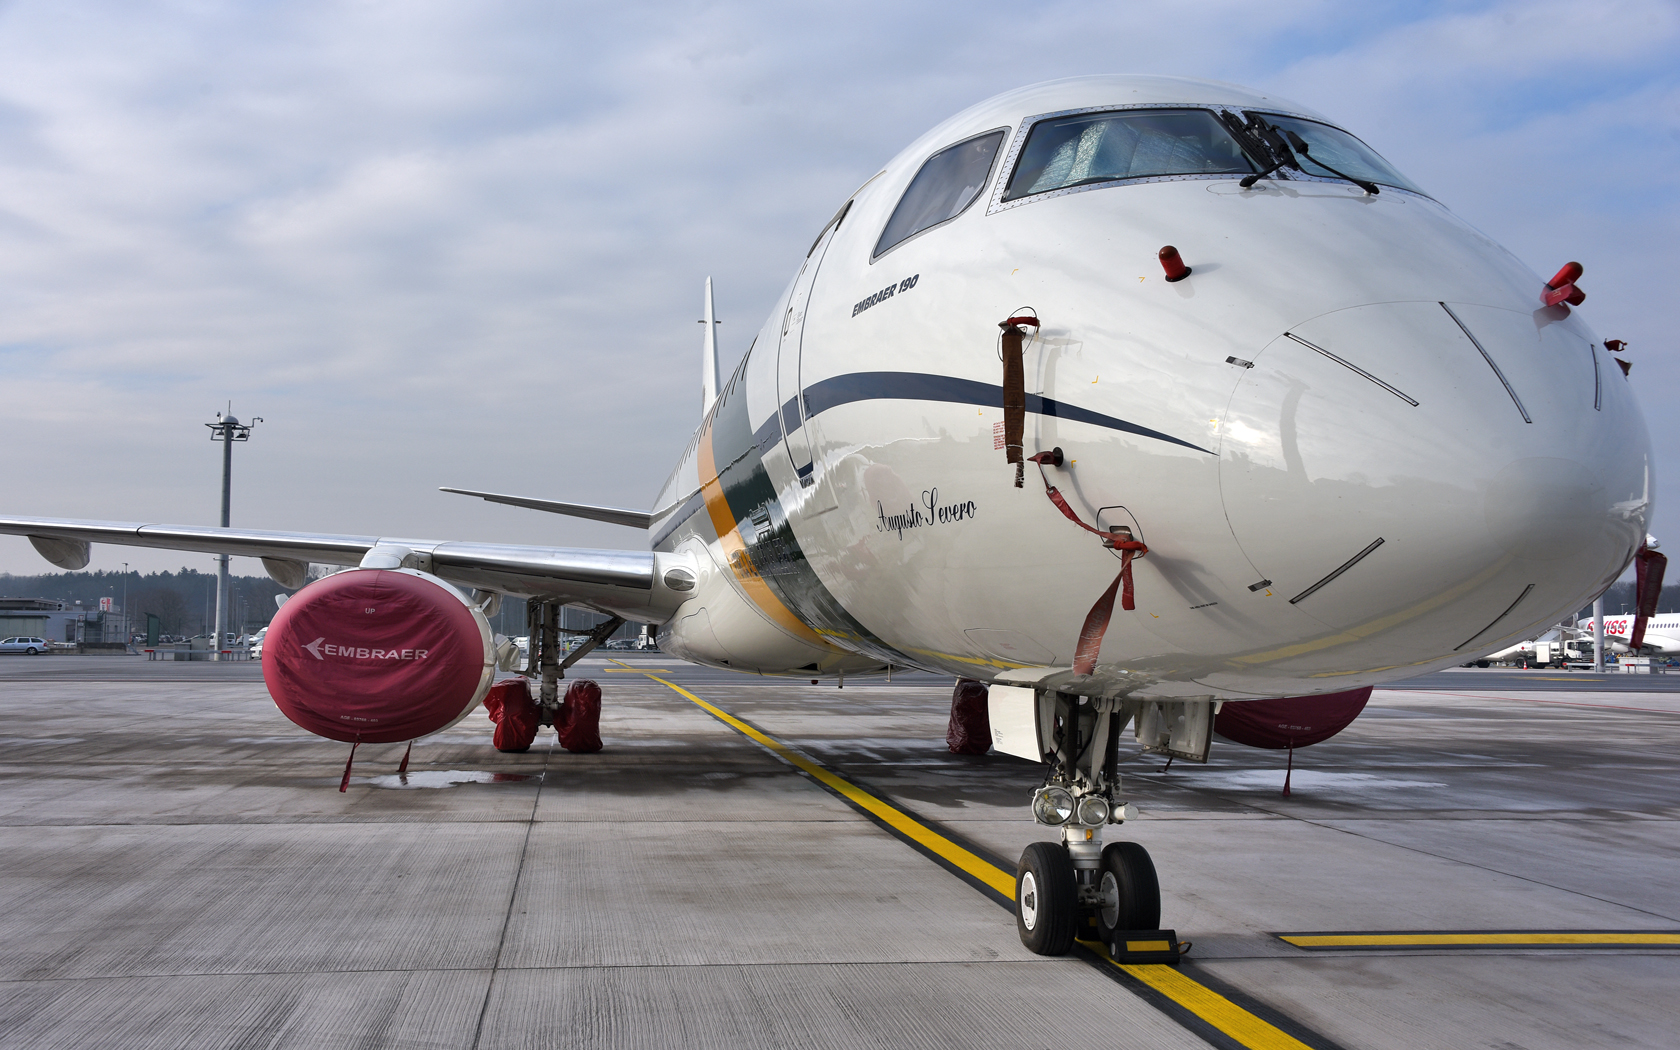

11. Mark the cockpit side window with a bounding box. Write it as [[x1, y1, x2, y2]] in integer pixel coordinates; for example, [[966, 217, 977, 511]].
[[1255, 114, 1424, 195], [1004, 109, 1255, 202], [874, 129, 1006, 258]]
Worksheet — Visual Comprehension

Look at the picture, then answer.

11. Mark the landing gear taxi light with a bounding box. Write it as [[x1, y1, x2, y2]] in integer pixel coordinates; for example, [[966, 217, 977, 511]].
[[1032, 785, 1075, 825], [1076, 795, 1111, 826]]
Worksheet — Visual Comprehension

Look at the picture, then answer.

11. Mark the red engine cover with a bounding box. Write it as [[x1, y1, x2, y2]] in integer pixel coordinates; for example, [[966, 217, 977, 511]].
[[1213, 687, 1372, 750], [263, 568, 494, 743]]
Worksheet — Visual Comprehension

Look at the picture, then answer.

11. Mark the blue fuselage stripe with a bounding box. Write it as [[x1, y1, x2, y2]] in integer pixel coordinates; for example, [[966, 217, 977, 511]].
[[799, 371, 1215, 455], [655, 370, 1212, 551]]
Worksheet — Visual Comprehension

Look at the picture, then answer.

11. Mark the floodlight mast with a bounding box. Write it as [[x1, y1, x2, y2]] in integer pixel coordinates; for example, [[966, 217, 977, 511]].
[[206, 409, 260, 661], [1593, 595, 1605, 673]]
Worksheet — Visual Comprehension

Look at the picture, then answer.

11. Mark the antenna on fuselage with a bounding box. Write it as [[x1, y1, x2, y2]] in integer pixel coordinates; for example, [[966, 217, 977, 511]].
[[700, 277, 720, 416]]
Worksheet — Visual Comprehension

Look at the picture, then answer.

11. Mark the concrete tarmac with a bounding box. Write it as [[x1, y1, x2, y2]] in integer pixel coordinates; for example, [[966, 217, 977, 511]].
[[0, 655, 1675, 1049]]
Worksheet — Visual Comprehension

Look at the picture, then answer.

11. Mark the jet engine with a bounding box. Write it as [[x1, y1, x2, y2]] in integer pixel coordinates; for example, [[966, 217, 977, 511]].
[[1212, 687, 1372, 750], [262, 568, 496, 743]]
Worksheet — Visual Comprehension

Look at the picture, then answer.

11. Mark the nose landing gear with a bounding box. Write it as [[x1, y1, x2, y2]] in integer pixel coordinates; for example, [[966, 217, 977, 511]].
[[1013, 690, 1162, 956]]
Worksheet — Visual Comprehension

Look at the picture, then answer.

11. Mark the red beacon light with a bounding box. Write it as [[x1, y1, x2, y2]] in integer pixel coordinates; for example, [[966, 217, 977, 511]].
[[1542, 261, 1585, 307], [1158, 245, 1191, 282]]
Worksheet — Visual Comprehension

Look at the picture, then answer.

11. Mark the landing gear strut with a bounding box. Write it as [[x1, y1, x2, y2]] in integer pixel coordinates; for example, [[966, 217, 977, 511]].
[[521, 601, 624, 726], [1014, 691, 1160, 955]]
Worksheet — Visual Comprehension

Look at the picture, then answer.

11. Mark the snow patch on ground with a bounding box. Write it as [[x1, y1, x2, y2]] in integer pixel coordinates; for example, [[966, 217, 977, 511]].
[[1192, 770, 1447, 792], [363, 770, 539, 789]]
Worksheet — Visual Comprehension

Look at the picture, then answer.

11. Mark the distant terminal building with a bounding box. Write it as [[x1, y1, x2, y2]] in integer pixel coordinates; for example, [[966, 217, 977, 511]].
[[0, 598, 121, 645], [0, 598, 75, 642]]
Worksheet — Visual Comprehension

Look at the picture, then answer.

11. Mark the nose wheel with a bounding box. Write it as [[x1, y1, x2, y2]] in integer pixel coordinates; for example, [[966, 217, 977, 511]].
[[1095, 841, 1160, 943], [1015, 838, 1159, 956], [1016, 842, 1077, 955]]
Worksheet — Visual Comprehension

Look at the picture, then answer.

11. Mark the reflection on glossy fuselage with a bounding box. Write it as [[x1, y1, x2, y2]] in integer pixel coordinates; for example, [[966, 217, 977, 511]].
[[652, 75, 1650, 700]]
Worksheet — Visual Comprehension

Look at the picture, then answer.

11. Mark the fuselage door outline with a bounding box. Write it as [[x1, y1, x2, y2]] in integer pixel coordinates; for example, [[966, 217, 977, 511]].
[[777, 210, 845, 485]]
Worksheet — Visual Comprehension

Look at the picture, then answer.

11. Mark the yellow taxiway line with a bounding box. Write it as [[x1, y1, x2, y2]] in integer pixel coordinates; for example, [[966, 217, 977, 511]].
[[1280, 931, 1680, 949], [630, 665, 1320, 1050], [645, 673, 1016, 899]]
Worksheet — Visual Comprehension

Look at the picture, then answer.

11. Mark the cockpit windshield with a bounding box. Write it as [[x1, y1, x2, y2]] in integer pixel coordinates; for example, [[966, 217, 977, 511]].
[[1002, 107, 1425, 202], [1256, 114, 1424, 195], [1003, 109, 1256, 201]]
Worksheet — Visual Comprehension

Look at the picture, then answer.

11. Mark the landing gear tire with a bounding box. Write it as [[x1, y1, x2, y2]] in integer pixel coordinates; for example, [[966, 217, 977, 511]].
[[1095, 841, 1160, 943], [1016, 841, 1077, 956]]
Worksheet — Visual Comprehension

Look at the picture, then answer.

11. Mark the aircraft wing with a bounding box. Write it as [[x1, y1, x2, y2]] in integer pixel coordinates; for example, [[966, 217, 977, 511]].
[[0, 515, 685, 623]]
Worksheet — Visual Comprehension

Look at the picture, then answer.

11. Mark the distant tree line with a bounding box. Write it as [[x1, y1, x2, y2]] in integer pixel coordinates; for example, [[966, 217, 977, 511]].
[[0, 568, 295, 637], [1578, 580, 1679, 620]]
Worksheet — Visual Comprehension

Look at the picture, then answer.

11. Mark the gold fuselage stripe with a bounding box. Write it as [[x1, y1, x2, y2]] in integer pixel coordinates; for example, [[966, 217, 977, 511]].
[[695, 417, 830, 648]]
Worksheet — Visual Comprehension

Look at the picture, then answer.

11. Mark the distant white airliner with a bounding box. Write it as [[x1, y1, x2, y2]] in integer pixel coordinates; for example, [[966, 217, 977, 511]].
[[2, 76, 1654, 955], [1600, 615, 1680, 654]]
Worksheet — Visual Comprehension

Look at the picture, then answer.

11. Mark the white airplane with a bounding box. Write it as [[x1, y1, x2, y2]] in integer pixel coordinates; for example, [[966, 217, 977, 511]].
[[2, 75, 1655, 956], [1600, 614, 1680, 654]]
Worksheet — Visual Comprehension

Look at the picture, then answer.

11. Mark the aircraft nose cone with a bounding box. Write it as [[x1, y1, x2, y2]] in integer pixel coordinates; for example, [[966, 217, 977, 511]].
[[1219, 300, 1649, 664], [1484, 458, 1617, 559]]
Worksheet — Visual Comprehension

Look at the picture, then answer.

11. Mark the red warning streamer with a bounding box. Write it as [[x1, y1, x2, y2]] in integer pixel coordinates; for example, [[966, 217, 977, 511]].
[[338, 736, 361, 793], [1027, 451, 1148, 675], [999, 315, 1040, 488], [1631, 545, 1668, 650]]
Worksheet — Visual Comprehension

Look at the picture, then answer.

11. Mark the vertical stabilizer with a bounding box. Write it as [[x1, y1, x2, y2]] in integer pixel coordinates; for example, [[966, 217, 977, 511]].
[[702, 277, 720, 416]]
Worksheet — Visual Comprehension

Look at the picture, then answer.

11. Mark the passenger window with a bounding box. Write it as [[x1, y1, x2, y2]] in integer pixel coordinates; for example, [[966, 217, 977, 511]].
[[874, 129, 1006, 258]]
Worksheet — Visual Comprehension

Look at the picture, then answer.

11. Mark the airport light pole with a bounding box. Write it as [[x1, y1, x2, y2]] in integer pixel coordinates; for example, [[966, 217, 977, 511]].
[[206, 409, 261, 661], [1593, 595, 1605, 673], [122, 562, 129, 644]]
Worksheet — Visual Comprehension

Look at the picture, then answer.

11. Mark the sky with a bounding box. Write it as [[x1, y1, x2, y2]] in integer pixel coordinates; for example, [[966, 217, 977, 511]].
[[1, 0, 1676, 577]]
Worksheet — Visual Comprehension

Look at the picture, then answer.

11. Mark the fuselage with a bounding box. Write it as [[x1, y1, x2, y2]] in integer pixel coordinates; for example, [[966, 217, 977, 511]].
[[646, 75, 1651, 700]]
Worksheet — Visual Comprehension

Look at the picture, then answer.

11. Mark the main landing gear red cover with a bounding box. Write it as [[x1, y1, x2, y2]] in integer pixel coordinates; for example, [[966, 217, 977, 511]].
[[484, 679, 541, 752], [483, 678, 604, 754]]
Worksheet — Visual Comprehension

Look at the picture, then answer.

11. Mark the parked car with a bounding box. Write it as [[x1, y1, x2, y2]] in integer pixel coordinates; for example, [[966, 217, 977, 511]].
[[0, 636, 50, 655]]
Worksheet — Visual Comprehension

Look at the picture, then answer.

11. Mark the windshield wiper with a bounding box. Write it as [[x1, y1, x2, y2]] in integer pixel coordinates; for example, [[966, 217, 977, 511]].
[[1062, 175, 1124, 190], [1218, 110, 1300, 188], [1281, 130, 1379, 195]]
